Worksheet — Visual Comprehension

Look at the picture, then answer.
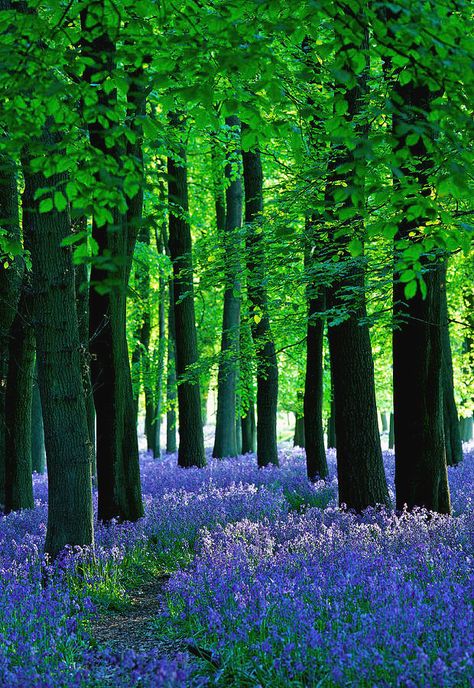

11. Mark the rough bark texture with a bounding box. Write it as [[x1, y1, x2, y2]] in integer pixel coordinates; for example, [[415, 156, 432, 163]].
[[440, 262, 462, 466], [388, 412, 394, 449], [326, 10, 389, 509], [0, 153, 23, 507], [4, 282, 34, 512], [391, 42, 450, 513], [213, 115, 243, 459], [31, 365, 46, 474], [167, 114, 205, 467], [81, 5, 143, 520], [241, 130, 279, 467], [22, 134, 94, 557]]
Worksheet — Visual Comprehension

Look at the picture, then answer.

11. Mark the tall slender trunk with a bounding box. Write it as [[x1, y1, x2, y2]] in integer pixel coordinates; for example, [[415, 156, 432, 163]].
[[4, 281, 34, 512], [152, 225, 167, 456], [389, 15, 450, 513], [166, 276, 177, 453], [213, 116, 243, 459], [304, 218, 328, 480], [167, 113, 205, 467], [327, 8, 389, 509], [440, 262, 462, 466], [81, 4, 143, 520], [294, 415, 305, 449], [22, 131, 94, 558], [0, 153, 23, 507], [31, 363, 46, 474], [75, 246, 95, 463], [241, 129, 278, 467]]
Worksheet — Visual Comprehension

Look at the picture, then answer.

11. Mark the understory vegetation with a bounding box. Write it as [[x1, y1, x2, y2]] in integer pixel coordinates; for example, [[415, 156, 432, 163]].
[[1, 447, 472, 687]]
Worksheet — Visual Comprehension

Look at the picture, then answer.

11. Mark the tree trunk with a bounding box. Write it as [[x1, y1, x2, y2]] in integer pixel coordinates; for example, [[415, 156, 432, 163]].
[[22, 133, 94, 558], [0, 152, 23, 507], [4, 281, 34, 512], [241, 403, 256, 453], [151, 225, 167, 457], [75, 254, 96, 464], [327, 394, 336, 449], [440, 262, 462, 466], [81, 5, 143, 520], [293, 414, 305, 448], [241, 130, 279, 467], [390, 22, 450, 513], [166, 276, 177, 453], [326, 9, 389, 509], [167, 113, 205, 467], [388, 412, 394, 449], [31, 364, 46, 474], [213, 116, 243, 459], [304, 218, 328, 480]]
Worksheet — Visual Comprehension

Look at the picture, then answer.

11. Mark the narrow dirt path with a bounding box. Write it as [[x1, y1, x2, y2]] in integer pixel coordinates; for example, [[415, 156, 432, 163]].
[[90, 576, 187, 657]]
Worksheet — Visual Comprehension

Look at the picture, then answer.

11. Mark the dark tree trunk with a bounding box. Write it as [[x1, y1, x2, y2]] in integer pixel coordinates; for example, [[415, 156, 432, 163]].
[[214, 116, 243, 459], [241, 403, 256, 453], [75, 254, 96, 463], [166, 276, 177, 453], [390, 23, 450, 513], [388, 412, 394, 449], [81, 6, 143, 520], [326, 10, 389, 510], [327, 390, 336, 449], [5, 282, 34, 512], [304, 219, 328, 480], [380, 412, 388, 433], [151, 225, 167, 457], [31, 365, 46, 474], [293, 414, 305, 448], [167, 113, 205, 467], [0, 152, 23, 507], [22, 133, 94, 558], [241, 129, 279, 467], [440, 262, 462, 466]]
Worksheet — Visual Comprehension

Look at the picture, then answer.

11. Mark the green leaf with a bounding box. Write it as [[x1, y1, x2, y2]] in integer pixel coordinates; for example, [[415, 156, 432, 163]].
[[54, 191, 67, 212], [39, 198, 53, 213], [400, 269, 416, 282], [348, 238, 363, 257], [404, 280, 417, 299]]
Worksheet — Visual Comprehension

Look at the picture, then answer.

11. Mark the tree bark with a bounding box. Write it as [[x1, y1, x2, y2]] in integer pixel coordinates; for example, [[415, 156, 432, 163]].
[[167, 113, 205, 467], [4, 281, 34, 512], [213, 116, 243, 459], [81, 4, 143, 520], [326, 8, 389, 509], [31, 364, 46, 474], [22, 132, 94, 558], [293, 414, 305, 448], [0, 152, 23, 507], [304, 218, 328, 480], [389, 16, 450, 513], [166, 276, 177, 453], [241, 129, 279, 467], [440, 262, 462, 466]]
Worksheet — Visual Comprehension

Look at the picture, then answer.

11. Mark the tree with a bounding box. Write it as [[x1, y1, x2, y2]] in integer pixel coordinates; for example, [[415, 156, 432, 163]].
[[387, 8, 451, 513], [80, 1, 143, 521], [167, 113, 206, 468], [213, 116, 243, 459], [4, 279, 34, 512], [22, 130, 94, 557], [242, 132, 279, 467], [325, 5, 389, 509]]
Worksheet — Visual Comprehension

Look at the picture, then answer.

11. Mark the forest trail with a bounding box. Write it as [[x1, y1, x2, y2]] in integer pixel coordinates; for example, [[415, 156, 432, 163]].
[[90, 576, 186, 657]]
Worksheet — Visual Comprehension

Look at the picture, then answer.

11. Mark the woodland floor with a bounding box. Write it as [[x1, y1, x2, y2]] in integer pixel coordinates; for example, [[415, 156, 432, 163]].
[[91, 576, 187, 658]]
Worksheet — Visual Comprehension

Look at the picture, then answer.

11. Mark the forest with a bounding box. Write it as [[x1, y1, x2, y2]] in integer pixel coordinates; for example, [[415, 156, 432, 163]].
[[0, 0, 473, 686]]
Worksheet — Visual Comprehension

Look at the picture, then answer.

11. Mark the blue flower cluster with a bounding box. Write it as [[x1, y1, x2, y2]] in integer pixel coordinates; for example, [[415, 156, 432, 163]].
[[0, 445, 472, 686]]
